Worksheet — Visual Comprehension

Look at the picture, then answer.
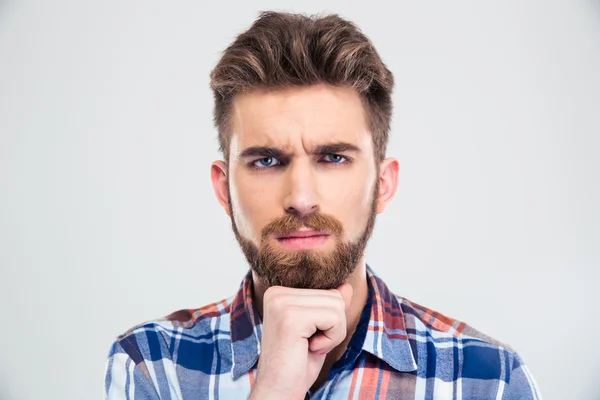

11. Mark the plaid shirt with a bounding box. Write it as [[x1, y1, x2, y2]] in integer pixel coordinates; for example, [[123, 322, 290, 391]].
[[104, 265, 542, 399]]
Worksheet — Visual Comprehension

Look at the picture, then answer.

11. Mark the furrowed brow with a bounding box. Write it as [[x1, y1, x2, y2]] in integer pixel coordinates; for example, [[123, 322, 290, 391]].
[[237, 146, 287, 160], [312, 142, 361, 155]]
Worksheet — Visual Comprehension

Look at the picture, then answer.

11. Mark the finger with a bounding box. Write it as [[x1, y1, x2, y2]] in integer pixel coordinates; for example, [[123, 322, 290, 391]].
[[307, 318, 348, 355], [292, 307, 346, 343], [310, 308, 347, 353], [335, 283, 354, 311], [266, 285, 342, 298], [308, 331, 335, 355], [267, 293, 345, 311]]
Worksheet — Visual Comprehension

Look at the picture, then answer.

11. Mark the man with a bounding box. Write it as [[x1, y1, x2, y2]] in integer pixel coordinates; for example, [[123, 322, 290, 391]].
[[104, 11, 542, 400]]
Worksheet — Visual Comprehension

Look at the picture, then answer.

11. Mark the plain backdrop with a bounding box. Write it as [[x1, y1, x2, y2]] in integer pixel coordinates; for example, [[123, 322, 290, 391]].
[[1, 1, 599, 399]]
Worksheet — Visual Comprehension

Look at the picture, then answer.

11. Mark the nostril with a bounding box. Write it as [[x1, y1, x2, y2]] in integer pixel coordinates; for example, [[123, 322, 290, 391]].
[[284, 205, 319, 219], [284, 206, 302, 217]]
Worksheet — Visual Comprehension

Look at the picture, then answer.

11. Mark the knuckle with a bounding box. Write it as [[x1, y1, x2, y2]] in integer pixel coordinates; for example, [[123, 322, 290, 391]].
[[277, 306, 301, 332], [334, 296, 345, 311], [330, 308, 343, 323], [263, 286, 282, 302], [268, 293, 282, 308], [264, 292, 288, 314]]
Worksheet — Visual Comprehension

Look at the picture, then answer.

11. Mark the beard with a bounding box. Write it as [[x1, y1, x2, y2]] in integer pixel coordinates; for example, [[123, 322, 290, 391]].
[[228, 179, 379, 290]]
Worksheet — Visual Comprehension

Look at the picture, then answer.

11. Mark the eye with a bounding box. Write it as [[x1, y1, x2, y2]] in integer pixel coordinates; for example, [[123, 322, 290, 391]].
[[252, 157, 281, 169], [322, 154, 347, 164]]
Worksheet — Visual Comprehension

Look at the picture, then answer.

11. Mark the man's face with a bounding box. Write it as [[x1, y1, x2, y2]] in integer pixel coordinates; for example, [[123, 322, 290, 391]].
[[218, 84, 382, 289]]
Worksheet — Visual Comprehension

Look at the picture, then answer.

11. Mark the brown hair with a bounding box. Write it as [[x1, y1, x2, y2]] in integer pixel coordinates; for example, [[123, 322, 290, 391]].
[[210, 11, 394, 163]]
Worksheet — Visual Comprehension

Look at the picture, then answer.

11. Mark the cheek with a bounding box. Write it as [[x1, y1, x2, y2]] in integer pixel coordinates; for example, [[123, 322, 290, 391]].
[[230, 175, 278, 241], [321, 174, 375, 236]]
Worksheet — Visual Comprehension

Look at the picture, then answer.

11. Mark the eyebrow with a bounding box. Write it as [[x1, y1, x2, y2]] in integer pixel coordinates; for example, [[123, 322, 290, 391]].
[[237, 142, 361, 160], [313, 142, 361, 155], [238, 146, 287, 160]]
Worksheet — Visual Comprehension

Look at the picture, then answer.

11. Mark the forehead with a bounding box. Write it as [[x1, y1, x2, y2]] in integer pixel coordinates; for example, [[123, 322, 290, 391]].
[[229, 84, 372, 152]]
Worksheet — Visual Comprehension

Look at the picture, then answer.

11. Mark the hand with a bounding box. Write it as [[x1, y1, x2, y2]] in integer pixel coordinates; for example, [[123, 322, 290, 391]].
[[248, 282, 353, 400]]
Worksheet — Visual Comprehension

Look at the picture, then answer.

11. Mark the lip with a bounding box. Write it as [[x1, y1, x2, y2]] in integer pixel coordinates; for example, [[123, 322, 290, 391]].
[[277, 230, 329, 239], [275, 230, 331, 250]]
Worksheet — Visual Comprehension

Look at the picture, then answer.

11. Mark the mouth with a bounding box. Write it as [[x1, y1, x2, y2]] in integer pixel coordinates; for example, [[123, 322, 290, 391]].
[[275, 230, 331, 250], [277, 230, 329, 239]]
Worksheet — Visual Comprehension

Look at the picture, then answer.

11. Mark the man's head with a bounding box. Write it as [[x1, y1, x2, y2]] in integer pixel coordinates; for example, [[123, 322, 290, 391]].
[[209, 12, 399, 290]]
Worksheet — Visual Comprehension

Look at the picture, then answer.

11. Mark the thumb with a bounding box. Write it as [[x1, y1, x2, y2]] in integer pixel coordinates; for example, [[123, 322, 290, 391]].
[[336, 282, 354, 311]]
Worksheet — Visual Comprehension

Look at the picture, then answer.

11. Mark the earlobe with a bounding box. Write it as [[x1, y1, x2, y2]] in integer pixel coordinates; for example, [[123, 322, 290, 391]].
[[376, 158, 400, 214], [210, 160, 231, 216]]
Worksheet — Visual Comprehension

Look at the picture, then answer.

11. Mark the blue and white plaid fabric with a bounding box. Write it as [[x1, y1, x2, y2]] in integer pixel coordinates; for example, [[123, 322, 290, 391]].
[[104, 265, 542, 399]]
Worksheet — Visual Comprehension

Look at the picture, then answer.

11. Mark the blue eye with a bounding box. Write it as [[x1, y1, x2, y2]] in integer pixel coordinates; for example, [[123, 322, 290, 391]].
[[252, 157, 281, 168], [323, 154, 346, 163]]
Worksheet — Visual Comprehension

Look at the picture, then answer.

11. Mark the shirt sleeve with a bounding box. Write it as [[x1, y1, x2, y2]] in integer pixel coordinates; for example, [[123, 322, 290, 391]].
[[501, 352, 543, 400], [104, 340, 162, 400]]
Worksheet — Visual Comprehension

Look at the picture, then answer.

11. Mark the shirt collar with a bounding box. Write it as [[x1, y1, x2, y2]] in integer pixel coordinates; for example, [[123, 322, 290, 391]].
[[229, 264, 417, 380]]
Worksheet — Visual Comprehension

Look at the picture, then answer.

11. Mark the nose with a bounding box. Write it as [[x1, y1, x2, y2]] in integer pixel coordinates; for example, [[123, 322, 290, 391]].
[[283, 158, 319, 217]]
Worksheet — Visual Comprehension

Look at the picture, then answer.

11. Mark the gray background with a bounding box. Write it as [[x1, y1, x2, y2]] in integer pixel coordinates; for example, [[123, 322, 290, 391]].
[[1, 1, 599, 399]]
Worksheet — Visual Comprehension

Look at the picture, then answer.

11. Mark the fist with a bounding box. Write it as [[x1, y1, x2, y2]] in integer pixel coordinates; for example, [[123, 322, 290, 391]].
[[249, 283, 353, 399]]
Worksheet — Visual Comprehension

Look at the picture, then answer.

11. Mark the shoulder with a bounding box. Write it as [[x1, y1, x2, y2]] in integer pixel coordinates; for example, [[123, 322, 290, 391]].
[[398, 294, 514, 350], [396, 295, 542, 398], [108, 294, 235, 364], [104, 295, 238, 396], [397, 295, 524, 379]]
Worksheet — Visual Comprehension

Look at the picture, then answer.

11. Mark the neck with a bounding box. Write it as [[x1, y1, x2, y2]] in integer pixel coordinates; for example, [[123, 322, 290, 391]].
[[252, 258, 369, 380]]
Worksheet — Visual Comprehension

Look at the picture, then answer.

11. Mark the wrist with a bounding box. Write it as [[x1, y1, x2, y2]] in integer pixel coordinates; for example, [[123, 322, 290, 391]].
[[249, 382, 305, 400], [248, 385, 278, 400]]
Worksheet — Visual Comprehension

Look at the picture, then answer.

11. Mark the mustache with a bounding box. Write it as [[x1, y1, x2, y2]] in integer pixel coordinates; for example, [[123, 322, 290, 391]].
[[261, 212, 343, 241]]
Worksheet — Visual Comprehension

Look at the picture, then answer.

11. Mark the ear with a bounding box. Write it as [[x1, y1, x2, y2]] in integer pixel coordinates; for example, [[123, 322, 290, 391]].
[[376, 158, 400, 214], [211, 160, 231, 216]]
